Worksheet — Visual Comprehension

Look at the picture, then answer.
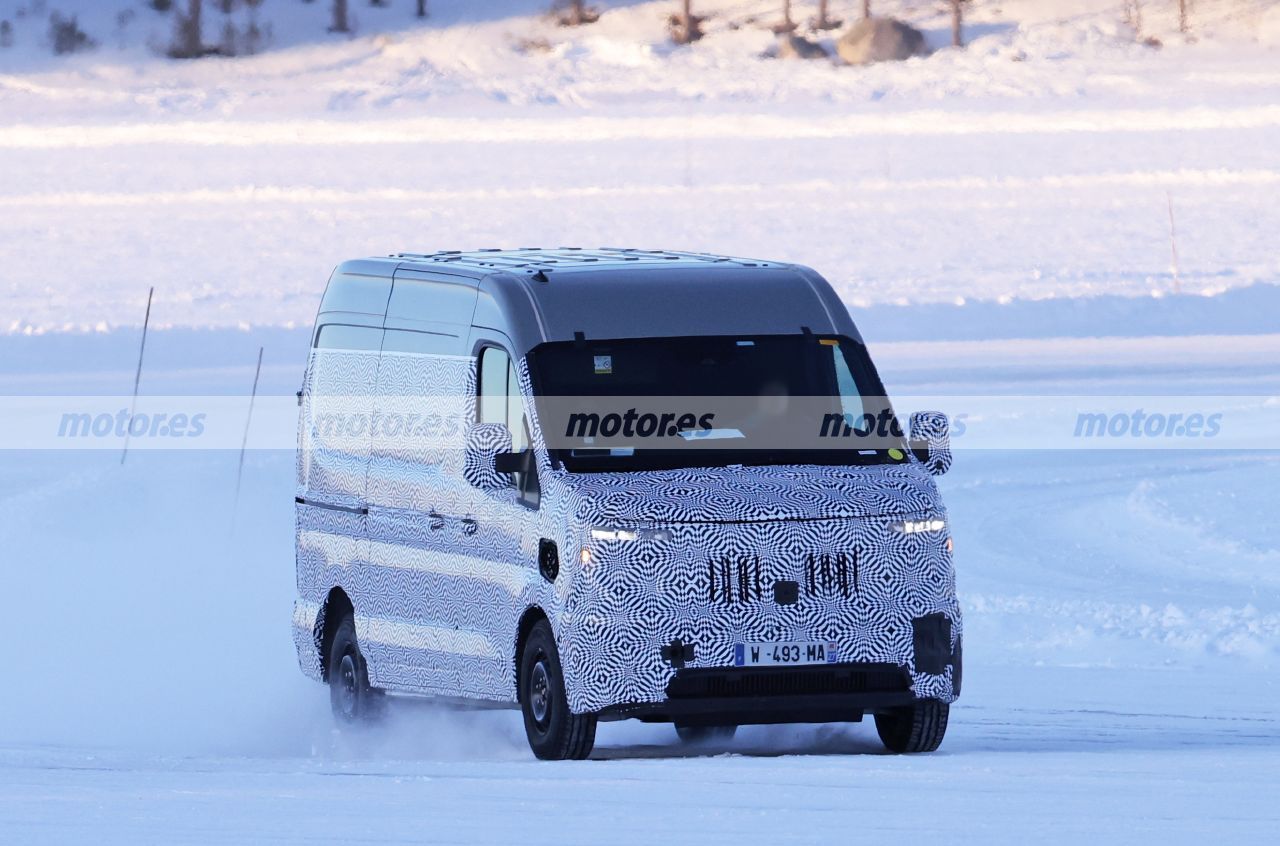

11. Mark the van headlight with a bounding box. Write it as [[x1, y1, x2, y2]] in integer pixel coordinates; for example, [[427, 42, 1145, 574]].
[[894, 518, 947, 534], [590, 527, 639, 542], [583, 526, 669, 570], [589, 526, 671, 543]]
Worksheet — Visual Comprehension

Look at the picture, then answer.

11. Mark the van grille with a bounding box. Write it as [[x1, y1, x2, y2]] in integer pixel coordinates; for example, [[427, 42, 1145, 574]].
[[708, 555, 762, 604], [667, 664, 909, 699], [805, 551, 857, 598], [707, 552, 861, 604]]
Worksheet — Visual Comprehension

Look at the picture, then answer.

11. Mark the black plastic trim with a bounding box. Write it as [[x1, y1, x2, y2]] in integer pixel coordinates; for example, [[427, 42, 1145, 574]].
[[295, 496, 368, 516], [912, 613, 954, 675], [538, 539, 559, 583], [598, 690, 918, 725], [595, 662, 917, 725]]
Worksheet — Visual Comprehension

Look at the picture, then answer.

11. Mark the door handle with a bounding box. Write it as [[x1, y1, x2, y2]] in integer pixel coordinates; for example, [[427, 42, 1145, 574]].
[[460, 517, 479, 536]]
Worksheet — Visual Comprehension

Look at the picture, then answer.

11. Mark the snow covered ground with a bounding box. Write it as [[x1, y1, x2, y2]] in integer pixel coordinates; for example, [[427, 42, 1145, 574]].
[[1, 0, 1278, 842]]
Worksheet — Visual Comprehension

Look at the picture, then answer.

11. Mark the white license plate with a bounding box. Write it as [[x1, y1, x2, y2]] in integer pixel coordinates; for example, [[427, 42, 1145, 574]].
[[734, 641, 839, 667]]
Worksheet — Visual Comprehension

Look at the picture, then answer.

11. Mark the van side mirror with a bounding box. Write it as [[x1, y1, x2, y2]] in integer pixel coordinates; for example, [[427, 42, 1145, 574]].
[[909, 411, 952, 476], [494, 450, 534, 475], [463, 423, 513, 491]]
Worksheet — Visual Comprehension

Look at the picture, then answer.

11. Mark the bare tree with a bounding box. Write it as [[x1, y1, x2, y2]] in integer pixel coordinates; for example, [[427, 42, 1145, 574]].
[[671, 0, 702, 44], [552, 1, 600, 26], [416, 0, 428, 18], [863, 0, 872, 19], [1178, 0, 1189, 34], [1122, 0, 1144, 38], [949, 0, 965, 47], [814, 0, 841, 29], [170, 0, 204, 58], [331, 0, 350, 33], [777, 0, 795, 32]]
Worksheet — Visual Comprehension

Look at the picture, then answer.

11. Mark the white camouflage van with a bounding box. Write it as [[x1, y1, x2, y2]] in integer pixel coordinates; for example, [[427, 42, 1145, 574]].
[[293, 249, 960, 760]]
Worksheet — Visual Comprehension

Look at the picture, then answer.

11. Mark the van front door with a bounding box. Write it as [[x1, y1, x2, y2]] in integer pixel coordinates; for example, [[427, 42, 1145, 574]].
[[453, 337, 543, 700]]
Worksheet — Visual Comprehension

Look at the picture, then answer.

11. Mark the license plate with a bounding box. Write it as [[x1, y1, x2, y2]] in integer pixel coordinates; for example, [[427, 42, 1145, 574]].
[[734, 641, 839, 667]]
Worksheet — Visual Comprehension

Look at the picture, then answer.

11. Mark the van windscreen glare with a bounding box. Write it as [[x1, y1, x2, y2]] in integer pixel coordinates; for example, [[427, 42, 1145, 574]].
[[526, 334, 910, 473]]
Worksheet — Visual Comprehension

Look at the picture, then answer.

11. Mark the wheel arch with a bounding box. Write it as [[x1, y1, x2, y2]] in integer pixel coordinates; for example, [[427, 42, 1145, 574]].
[[514, 605, 550, 700], [317, 586, 354, 682]]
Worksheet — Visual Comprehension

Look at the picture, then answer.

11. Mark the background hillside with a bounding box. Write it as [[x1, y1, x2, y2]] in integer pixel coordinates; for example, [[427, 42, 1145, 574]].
[[1, 0, 1279, 120], [1, 1, 1278, 334]]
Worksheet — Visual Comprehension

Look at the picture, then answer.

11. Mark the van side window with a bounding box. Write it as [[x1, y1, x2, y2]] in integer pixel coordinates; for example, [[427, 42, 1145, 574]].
[[478, 347, 511, 430], [827, 342, 869, 430], [478, 345, 538, 507], [506, 364, 529, 453], [314, 324, 383, 351], [478, 346, 530, 450], [319, 274, 392, 316], [381, 328, 456, 356]]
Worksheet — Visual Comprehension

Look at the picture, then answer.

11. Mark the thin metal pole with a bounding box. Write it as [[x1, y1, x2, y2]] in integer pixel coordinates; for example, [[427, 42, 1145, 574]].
[[120, 287, 153, 465], [234, 346, 265, 508], [1166, 191, 1182, 295]]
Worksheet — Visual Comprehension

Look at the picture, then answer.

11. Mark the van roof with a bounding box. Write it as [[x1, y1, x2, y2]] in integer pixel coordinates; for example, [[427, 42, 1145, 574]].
[[390, 248, 778, 275], [332, 249, 861, 355]]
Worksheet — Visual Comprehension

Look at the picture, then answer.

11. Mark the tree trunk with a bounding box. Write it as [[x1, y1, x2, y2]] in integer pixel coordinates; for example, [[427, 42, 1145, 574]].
[[783, 0, 792, 28], [1178, 0, 1188, 33], [674, 0, 700, 44], [950, 0, 963, 47], [416, 0, 428, 19], [179, 0, 202, 56], [863, 0, 871, 20], [332, 0, 349, 33]]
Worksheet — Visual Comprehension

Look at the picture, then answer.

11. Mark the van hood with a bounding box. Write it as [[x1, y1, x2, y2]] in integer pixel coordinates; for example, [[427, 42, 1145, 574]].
[[562, 462, 943, 526]]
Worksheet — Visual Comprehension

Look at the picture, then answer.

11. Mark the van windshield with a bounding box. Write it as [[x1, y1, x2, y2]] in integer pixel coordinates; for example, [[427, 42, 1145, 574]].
[[526, 334, 910, 473]]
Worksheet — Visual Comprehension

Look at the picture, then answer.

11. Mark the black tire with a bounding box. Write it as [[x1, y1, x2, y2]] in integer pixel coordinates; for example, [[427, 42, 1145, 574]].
[[327, 613, 383, 724], [875, 700, 949, 753], [519, 620, 596, 760], [674, 724, 738, 744]]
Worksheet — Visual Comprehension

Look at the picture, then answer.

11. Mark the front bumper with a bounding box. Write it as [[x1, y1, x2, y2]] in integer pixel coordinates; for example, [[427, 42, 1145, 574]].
[[561, 513, 962, 715], [599, 662, 924, 725]]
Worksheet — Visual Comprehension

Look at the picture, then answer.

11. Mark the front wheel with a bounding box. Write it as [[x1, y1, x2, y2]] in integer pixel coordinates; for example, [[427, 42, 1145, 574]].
[[327, 613, 383, 724], [875, 700, 949, 753], [519, 620, 596, 760]]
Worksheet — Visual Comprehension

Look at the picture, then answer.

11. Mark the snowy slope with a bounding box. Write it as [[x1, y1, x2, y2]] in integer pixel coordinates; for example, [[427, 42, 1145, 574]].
[[4, 109, 1279, 334], [2, 0, 1279, 116], [2, 2, 1279, 333]]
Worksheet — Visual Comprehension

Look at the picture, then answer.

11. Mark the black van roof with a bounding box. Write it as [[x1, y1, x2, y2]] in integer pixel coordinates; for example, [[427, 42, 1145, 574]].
[[390, 248, 778, 275], [329, 249, 860, 355]]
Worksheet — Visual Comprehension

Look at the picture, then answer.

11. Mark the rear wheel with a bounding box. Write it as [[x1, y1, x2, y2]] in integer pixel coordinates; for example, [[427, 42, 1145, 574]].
[[875, 700, 949, 753], [327, 613, 382, 724], [674, 724, 738, 744], [519, 620, 596, 760]]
